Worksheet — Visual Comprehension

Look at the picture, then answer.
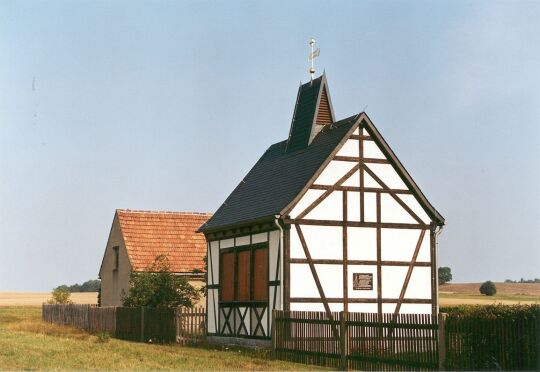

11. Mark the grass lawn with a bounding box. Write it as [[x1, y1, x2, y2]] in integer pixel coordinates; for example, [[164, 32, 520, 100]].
[[0, 307, 320, 371]]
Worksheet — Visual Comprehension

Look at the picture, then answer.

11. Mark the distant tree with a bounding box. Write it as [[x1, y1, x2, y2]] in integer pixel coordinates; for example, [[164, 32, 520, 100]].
[[479, 281, 497, 296], [122, 255, 200, 308], [438, 267, 453, 285], [54, 279, 100, 293], [504, 279, 514, 283], [47, 287, 72, 304]]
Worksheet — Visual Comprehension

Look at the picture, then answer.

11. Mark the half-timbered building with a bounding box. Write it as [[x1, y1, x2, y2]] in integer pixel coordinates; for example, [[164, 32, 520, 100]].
[[199, 74, 444, 341]]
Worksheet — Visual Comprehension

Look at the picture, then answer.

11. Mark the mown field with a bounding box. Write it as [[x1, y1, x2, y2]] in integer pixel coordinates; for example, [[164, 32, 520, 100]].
[[0, 292, 98, 306], [439, 282, 540, 306], [0, 307, 320, 371]]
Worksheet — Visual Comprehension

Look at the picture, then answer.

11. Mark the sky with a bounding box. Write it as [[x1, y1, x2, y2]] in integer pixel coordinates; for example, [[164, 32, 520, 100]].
[[1, 1, 539, 291]]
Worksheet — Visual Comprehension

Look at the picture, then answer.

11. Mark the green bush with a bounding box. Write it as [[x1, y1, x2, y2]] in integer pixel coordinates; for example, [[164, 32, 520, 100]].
[[479, 280, 497, 296], [47, 287, 72, 304]]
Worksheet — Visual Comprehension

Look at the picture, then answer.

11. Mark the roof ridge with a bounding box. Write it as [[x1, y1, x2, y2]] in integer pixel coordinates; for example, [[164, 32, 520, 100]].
[[116, 209, 212, 216]]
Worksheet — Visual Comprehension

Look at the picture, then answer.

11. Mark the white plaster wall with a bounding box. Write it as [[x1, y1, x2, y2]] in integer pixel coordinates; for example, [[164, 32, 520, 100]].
[[349, 303, 378, 313], [364, 192, 377, 222], [207, 288, 217, 333], [342, 170, 361, 187], [399, 304, 431, 314], [289, 189, 325, 218], [404, 267, 431, 299], [220, 238, 234, 249], [381, 229, 423, 261], [364, 141, 386, 159], [416, 233, 431, 262], [314, 160, 356, 185], [290, 303, 326, 311], [366, 163, 408, 190], [382, 303, 397, 314], [269, 230, 280, 280], [315, 264, 343, 298], [210, 241, 220, 284], [347, 191, 361, 221], [301, 225, 343, 260], [336, 139, 360, 157], [363, 170, 382, 189], [290, 263, 319, 297], [290, 225, 306, 259], [348, 227, 377, 260], [252, 232, 268, 244], [381, 266, 408, 298], [305, 191, 342, 221], [380, 194, 417, 224], [236, 235, 250, 246], [397, 194, 432, 224]]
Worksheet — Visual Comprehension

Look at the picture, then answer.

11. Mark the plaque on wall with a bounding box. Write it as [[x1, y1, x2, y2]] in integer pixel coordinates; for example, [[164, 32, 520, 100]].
[[353, 273, 373, 290]]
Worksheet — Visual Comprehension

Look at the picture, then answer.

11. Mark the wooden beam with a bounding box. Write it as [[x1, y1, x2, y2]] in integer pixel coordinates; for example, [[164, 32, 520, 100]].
[[350, 134, 373, 141], [309, 184, 411, 194], [343, 190, 348, 312], [376, 192, 382, 329], [289, 258, 432, 266], [289, 297, 432, 304], [285, 218, 430, 230], [361, 163, 425, 225], [296, 163, 360, 219], [335, 156, 389, 164]]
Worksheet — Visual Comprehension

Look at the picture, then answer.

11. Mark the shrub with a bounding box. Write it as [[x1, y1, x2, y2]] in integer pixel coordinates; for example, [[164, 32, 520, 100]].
[[47, 287, 72, 304], [122, 255, 200, 308], [479, 280, 497, 296], [95, 331, 110, 343]]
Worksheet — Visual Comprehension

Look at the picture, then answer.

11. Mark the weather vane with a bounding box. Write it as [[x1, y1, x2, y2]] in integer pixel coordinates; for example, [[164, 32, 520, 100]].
[[308, 38, 320, 82]]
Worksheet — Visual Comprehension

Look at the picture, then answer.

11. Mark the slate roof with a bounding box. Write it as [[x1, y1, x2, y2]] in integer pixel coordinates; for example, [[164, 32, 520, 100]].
[[116, 210, 211, 273], [286, 76, 323, 152], [200, 115, 359, 232]]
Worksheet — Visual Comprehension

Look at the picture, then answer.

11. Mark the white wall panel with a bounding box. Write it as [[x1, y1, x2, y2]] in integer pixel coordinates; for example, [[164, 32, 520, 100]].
[[382, 303, 397, 314], [362, 128, 369, 136], [290, 189, 325, 218], [364, 192, 377, 222], [290, 264, 319, 298], [348, 265, 377, 298], [252, 232, 268, 244], [380, 194, 416, 224], [336, 139, 360, 157], [364, 141, 386, 159], [416, 233, 431, 262], [397, 194, 432, 224], [399, 304, 431, 314], [289, 225, 306, 259], [348, 227, 377, 260], [315, 264, 343, 298], [366, 163, 407, 190], [207, 289, 217, 333], [349, 303, 378, 313], [305, 191, 342, 221], [381, 266, 408, 298], [347, 192, 361, 221], [353, 128, 360, 135], [342, 170, 361, 187], [236, 235, 250, 246], [381, 229, 422, 261], [270, 285, 281, 310], [329, 303, 344, 312], [269, 230, 280, 279], [290, 303, 325, 311], [220, 238, 234, 249], [210, 241, 220, 284], [404, 267, 431, 299], [314, 160, 356, 185], [363, 171, 382, 188], [302, 225, 343, 259]]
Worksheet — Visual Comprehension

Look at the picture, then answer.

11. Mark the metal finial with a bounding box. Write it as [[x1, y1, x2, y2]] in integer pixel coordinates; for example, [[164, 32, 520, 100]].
[[308, 38, 320, 82]]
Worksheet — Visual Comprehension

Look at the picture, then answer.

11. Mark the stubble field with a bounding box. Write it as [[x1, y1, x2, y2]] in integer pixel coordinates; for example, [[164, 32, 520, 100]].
[[439, 282, 540, 306]]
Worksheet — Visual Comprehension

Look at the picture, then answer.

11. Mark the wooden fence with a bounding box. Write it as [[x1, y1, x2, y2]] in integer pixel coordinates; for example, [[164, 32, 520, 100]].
[[273, 310, 439, 371], [42, 304, 205, 344], [444, 312, 540, 371], [176, 307, 206, 344], [42, 304, 93, 329]]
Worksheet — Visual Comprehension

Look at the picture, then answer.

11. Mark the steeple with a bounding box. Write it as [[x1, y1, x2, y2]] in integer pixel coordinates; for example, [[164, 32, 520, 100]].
[[286, 73, 335, 153]]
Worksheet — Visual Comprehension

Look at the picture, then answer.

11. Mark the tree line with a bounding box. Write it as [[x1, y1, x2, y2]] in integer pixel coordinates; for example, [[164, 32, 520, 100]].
[[54, 279, 101, 293]]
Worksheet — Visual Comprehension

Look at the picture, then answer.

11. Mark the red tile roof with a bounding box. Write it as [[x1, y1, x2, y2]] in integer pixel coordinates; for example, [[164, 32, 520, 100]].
[[116, 209, 211, 273]]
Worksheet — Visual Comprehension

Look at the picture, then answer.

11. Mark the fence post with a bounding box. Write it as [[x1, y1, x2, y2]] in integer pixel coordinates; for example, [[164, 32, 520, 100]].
[[340, 311, 349, 371], [438, 312, 448, 371], [140, 307, 145, 343]]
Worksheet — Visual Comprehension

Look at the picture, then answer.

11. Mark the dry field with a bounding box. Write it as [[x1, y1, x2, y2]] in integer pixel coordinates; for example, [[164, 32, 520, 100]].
[[439, 282, 540, 306], [0, 292, 98, 306]]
